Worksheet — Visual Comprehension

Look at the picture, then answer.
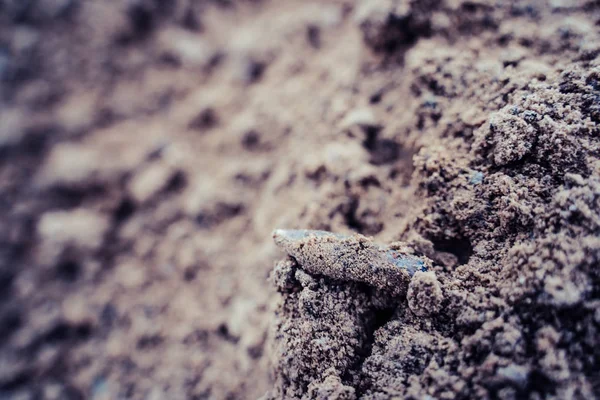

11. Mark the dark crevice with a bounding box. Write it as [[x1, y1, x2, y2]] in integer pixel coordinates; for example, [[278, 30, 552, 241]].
[[183, 266, 198, 281], [0, 308, 22, 343], [431, 235, 473, 265], [46, 184, 107, 210], [136, 334, 164, 350], [528, 369, 557, 395], [246, 60, 266, 84], [100, 303, 118, 328], [45, 323, 72, 343], [306, 25, 321, 48], [344, 301, 396, 396], [45, 321, 92, 343], [56, 259, 80, 282], [182, 7, 202, 31], [241, 130, 262, 151], [342, 197, 383, 236], [188, 108, 219, 131], [344, 197, 363, 233], [361, 9, 432, 55], [121, 3, 155, 44], [163, 170, 187, 194], [195, 202, 245, 229], [217, 324, 239, 344], [0, 270, 15, 300], [0, 125, 54, 161], [370, 307, 395, 337], [362, 127, 401, 166], [26, 321, 94, 355], [113, 197, 136, 223], [0, 369, 33, 391]]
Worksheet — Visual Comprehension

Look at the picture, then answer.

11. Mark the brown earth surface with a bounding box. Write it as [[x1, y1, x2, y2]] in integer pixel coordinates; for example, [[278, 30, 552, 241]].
[[1, 0, 600, 399]]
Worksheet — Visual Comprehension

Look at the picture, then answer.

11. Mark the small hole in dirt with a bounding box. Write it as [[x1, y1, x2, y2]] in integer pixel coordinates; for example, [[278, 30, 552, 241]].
[[372, 307, 395, 333], [114, 197, 136, 222], [49, 184, 106, 210], [183, 329, 209, 346], [20, 125, 54, 155], [101, 303, 118, 327], [363, 126, 380, 151], [370, 91, 383, 104], [164, 170, 187, 193], [217, 202, 244, 219], [0, 308, 22, 342], [431, 236, 473, 265], [127, 4, 154, 38], [195, 213, 211, 228], [56, 260, 80, 282], [369, 138, 401, 165], [343, 197, 383, 236], [218, 324, 229, 336], [182, 7, 201, 31], [94, 107, 116, 128], [41, 321, 92, 344], [343, 304, 395, 387], [462, 2, 478, 12], [188, 108, 219, 131], [183, 266, 198, 281], [306, 25, 321, 48], [62, 386, 86, 400], [0, 270, 15, 299], [0, 370, 32, 391], [241, 130, 261, 150], [498, 34, 511, 46], [45, 323, 71, 343], [48, 186, 87, 209], [246, 61, 266, 84], [248, 342, 264, 359], [344, 198, 363, 233], [75, 323, 93, 340], [196, 202, 244, 229], [362, 127, 401, 165], [137, 334, 164, 350], [528, 369, 556, 393], [217, 324, 239, 344]]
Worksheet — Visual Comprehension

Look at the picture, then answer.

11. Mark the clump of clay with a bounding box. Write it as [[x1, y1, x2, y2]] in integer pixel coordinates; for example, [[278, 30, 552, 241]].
[[407, 271, 443, 316]]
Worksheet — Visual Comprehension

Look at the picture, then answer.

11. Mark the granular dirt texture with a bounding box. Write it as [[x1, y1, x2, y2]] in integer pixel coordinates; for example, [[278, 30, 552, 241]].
[[1, 0, 600, 399], [272, 229, 430, 295]]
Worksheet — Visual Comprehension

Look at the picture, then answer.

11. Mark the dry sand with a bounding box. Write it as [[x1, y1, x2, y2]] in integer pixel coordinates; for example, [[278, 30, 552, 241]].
[[0, 0, 599, 399]]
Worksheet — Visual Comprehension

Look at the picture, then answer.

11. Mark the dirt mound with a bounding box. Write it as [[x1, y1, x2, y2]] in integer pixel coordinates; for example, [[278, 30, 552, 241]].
[[0, 0, 599, 399]]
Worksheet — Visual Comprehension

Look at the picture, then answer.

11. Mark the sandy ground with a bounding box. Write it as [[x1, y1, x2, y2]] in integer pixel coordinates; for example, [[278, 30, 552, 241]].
[[1, 0, 600, 399]]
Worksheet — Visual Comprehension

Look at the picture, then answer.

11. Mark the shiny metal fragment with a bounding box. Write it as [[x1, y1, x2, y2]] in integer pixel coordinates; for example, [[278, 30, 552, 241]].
[[272, 229, 429, 295]]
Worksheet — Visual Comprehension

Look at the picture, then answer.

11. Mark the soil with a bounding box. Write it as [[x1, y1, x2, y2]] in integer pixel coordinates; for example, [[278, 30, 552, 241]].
[[1, 0, 600, 399]]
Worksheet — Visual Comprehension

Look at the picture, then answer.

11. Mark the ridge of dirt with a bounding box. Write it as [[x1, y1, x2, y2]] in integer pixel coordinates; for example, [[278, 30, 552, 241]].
[[265, 1, 600, 399]]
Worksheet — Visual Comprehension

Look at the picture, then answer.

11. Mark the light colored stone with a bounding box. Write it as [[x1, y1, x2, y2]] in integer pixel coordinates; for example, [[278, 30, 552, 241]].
[[37, 208, 109, 265], [158, 28, 215, 68], [128, 162, 174, 203], [38, 208, 109, 250]]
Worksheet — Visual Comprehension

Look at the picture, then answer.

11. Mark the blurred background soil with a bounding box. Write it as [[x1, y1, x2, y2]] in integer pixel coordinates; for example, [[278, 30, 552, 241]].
[[0, 0, 599, 399]]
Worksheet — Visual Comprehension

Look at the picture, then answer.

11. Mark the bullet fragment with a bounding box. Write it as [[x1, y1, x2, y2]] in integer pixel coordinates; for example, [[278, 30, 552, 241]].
[[272, 229, 429, 296]]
